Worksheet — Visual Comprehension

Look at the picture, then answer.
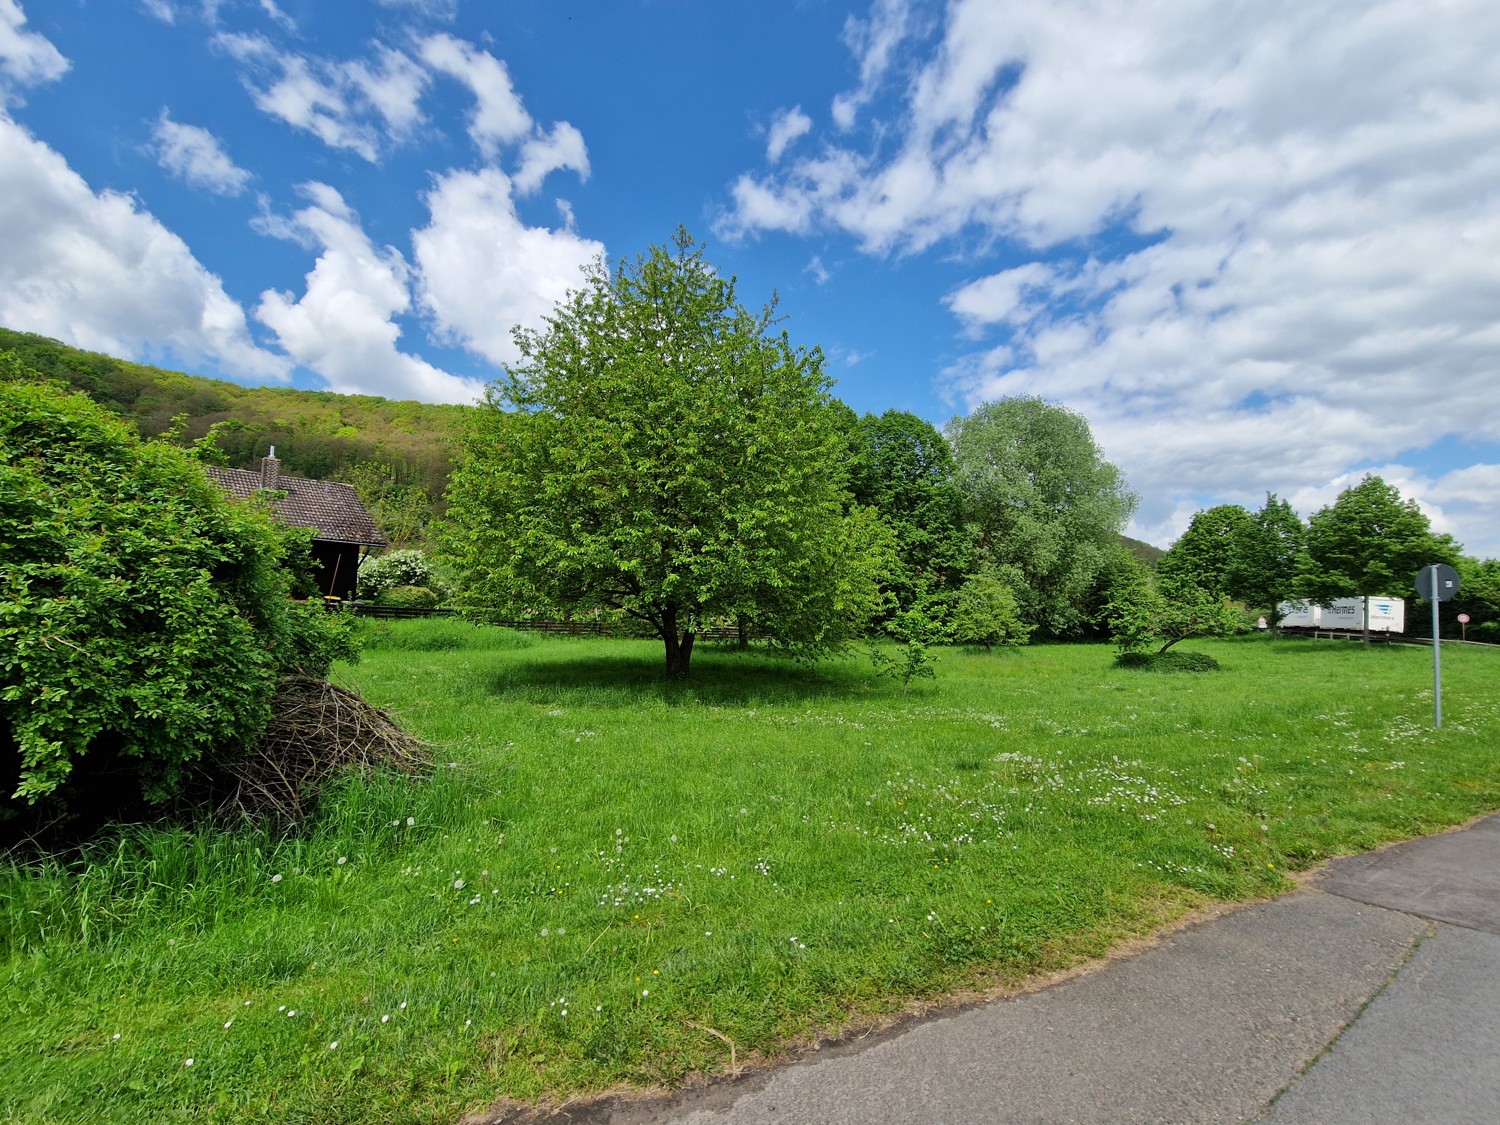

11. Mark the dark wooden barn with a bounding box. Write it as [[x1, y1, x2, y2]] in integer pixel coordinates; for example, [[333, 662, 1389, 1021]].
[[203, 451, 385, 601]]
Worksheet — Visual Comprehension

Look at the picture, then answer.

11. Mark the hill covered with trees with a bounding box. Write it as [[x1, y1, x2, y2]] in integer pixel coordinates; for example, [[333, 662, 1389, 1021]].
[[0, 327, 470, 504]]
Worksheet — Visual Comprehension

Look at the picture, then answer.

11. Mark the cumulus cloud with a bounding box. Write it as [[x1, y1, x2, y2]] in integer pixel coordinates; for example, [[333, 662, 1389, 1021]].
[[411, 166, 604, 367], [0, 0, 68, 98], [419, 33, 530, 158], [766, 106, 812, 163], [150, 110, 252, 194], [254, 183, 481, 403], [216, 33, 426, 160], [514, 120, 589, 195], [727, 0, 1500, 554], [0, 111, 288, 380]]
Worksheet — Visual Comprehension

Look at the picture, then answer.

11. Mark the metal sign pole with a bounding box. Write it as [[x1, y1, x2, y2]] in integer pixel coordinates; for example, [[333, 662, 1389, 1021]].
[[1430, 566, 1442, 729], [1415, 563, 1459, 731]]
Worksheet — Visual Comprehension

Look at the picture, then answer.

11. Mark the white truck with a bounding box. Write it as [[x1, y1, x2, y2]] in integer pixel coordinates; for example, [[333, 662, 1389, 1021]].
[[1276, 597, 1406, 633]]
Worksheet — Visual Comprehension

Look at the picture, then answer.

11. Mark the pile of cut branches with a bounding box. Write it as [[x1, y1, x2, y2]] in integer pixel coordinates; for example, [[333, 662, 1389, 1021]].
[[217, 675, 429, 823]]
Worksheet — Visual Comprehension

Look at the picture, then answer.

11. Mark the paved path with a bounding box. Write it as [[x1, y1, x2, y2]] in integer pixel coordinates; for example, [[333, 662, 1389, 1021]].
[[573, 813, 1500, 1124]]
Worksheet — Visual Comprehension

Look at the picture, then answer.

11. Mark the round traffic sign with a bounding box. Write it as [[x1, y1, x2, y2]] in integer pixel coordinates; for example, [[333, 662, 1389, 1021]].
[[1415, 563, 1461, 601], [1458, 613, 1471, 624]]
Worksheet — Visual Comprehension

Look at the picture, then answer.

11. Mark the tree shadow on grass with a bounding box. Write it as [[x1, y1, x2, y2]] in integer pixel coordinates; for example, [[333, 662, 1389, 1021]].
[[482, 642, 881, 709]]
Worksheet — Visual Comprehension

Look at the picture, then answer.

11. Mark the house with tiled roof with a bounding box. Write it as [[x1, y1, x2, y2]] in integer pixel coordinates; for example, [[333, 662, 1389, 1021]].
[[203, 450, 385, 601]]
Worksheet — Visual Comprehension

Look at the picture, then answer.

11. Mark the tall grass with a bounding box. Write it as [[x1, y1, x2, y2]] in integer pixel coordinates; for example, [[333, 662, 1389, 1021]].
[[4, 631, 1498, 1124]]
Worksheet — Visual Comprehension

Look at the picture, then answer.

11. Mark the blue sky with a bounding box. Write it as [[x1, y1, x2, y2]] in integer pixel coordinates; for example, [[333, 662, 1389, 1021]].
[[3, 0, 1499, 558]]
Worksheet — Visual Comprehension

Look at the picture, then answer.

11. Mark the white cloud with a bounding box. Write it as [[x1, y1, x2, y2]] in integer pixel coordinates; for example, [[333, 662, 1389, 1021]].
[[805, 255, 830, 285], [832, 0, 914, 131], [411, 166, 604, 367], [944, 262, 1054, 332], [419, 33, 530, 158], [0, 0, 68, 98], [731, 0, 1500, 557], [215, 33, 426, 160], [513, 120, 589, 195], [140, 1, 176, 24], [0, 111, 288, 381], [258, 0, 295, 33], [255, 182, 481, 403], [766, 106, 812, 163], [151, 110, 252, 195]]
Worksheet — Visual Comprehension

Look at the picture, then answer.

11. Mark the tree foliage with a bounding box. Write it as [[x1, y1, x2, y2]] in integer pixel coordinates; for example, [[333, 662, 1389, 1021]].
[[1158, 504, 1253, 598], [945, 397, 1137, 638], [1225, 492, 1306, 625], [846, 410, 973, 625], [1105, 552, 1242, 654], [442, 231, 892, 678], [0, 367, 356, 812], [1297, 475, 1459, 603]]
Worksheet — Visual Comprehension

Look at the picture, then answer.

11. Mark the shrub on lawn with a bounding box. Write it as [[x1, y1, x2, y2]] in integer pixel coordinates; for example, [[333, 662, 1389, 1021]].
[[375, 584, 441, 610], [1115, 650, 1222, 673], [0, 367, 358, 821]]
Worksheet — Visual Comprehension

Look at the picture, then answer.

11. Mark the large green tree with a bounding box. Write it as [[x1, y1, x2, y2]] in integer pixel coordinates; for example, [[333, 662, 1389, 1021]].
[[1297, 475, 1459, 604], [1225, 492, 1306, 627], [1157, 504, 1253, 598], [945, 397, 1137, 637], [442, 231, 891, 679], [846, 409, 973, 626]]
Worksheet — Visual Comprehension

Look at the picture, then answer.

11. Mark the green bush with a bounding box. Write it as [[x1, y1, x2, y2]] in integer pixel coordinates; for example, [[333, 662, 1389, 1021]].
[[0, 369, 355, 812], [1114, 650, 1222, 673], [358, 549, 447, 601], [375, 584, 440, 610]]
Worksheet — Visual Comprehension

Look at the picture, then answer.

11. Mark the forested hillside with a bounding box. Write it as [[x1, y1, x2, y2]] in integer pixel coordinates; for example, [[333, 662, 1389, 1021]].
[[0, 328, 471, 501]]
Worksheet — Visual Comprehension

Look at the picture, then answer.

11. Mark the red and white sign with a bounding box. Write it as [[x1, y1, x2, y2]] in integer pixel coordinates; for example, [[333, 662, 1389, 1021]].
[[1458, 613, 1471, 624]]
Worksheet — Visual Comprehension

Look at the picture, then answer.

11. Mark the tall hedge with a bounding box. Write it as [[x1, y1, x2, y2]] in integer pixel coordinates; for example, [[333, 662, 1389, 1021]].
[[1, 361, 354, 811]]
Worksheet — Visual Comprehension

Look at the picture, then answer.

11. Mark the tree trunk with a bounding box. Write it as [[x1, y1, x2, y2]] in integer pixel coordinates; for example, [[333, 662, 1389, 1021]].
[[660, 604, 696, 679]]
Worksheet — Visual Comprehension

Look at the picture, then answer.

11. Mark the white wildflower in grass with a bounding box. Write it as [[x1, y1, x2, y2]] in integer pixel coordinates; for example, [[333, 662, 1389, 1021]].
[[270, 874, 282, 884], [328, 1041, 338, 1050], [381, 1014, 390, 1023], [642, 989, 649, 997], [406, 817, 415, 827], [453, 878, 465, 890], [337, 856, 347, 865], [184, 1058, 194, 1067], [540, 928, 550, 937], [287, 1010, 296, 1018], [112, 1033, 121, 1040], [223, 1020, 233, 1029], [399, 1002, 407, 1010]]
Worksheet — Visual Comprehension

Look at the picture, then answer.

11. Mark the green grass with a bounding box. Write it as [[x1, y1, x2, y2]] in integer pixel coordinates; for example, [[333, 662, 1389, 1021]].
[[5, 630, 1500, 1123]]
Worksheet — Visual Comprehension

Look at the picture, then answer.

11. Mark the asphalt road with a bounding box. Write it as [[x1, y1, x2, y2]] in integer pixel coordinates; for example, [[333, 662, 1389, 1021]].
[[493, 813, 1500, 1125]]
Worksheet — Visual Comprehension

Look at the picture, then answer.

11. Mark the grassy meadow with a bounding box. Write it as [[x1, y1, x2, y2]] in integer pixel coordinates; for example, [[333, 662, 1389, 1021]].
[[4, 623, 1499, 1124]]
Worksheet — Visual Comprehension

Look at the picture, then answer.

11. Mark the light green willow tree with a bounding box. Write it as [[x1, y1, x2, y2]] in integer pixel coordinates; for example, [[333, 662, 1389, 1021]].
[[945, 397, 1137, 637], [443, 230, 892, 679]]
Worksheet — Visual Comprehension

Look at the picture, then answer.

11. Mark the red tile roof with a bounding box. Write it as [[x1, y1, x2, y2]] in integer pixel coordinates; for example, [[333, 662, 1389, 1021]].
[[203, 459, 386, 546]]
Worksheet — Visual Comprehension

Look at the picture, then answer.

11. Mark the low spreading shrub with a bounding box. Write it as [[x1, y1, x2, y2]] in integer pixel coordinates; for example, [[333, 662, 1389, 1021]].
[[1115, 650, 1222, 673], [375, 584, 441, 610]]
